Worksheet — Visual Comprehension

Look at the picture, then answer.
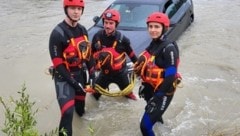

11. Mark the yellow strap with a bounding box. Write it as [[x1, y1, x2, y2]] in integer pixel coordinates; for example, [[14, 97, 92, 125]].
[[83, 35, 88, 42], [113, 41, 117, 48], [173, 78, 183, 88], [70, 38, 76, 47], [94, 73, 136, 97], [63, 53, 70, 71], [71, 35, 88, 46], [150, 55, 155, 62]]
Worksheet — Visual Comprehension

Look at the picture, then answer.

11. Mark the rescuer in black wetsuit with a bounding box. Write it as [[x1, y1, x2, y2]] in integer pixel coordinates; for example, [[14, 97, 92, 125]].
[[48, 0, 94, 135], [91, 9, 138, 100], [134, 12, 181, 136]]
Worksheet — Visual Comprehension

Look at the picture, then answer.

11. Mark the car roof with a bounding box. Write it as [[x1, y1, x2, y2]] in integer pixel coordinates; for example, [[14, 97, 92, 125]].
[[113, 0, 167, 4]]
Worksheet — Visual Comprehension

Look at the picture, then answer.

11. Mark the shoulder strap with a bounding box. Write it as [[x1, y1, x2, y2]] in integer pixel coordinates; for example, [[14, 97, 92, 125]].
[[58, 23, 88, 46], [94, 30, 104, 49], [113, 31, 123, 48], [152, 40, 171, 56], [55, 25, 64, 38], [149, 40, 172, 62], [58, 23, 88, 39], [77, 24, 87, 35], [77, 24, 89, 41], [58, 23, 74, 39], [116, 31, 123, 43], [95, 29, 104, 42], [95, 30, 122, 49]]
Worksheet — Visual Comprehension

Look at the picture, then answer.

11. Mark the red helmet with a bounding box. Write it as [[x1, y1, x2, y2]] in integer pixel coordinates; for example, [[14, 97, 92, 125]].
[[63, 0, 85, 8], [146, 12, 170, 28], [102, 9, 121, 23]]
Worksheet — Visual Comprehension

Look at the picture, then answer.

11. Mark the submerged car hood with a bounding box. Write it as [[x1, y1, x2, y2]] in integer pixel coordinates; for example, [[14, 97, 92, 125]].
[[120, 30, 151, 56], [88, 26, 151, 56]]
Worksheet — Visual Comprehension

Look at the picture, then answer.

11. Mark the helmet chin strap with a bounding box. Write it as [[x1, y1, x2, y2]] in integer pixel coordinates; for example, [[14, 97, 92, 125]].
[[156, 26, 166, 40], [68, 16, 79, 26], [153, 35, 164, 41]]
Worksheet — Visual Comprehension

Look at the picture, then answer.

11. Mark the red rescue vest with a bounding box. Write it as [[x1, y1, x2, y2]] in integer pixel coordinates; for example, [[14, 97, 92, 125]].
[[94, 39, 126, 74], [63, 35, 91, 71], [139, 51, 164, 91]]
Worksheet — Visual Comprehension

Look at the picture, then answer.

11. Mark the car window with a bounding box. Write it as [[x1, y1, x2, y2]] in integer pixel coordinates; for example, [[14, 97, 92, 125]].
[[96, 3, 160, 30], [117, 4, 160, 28], [164, 0, 186, 18]]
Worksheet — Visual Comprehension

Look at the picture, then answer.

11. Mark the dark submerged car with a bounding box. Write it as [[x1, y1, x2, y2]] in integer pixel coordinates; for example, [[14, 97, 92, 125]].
[[88, 0, 194, 56]]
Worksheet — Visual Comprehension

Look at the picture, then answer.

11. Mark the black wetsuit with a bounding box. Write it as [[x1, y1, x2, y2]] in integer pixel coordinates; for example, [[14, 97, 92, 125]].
[[139, 37, 180, 136], [91, 30, 138, 99], [49, 20, 94, 136]]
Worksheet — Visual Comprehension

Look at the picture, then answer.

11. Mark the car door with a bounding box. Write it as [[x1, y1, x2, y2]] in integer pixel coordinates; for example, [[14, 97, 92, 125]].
[[165, 0, 191, 41]]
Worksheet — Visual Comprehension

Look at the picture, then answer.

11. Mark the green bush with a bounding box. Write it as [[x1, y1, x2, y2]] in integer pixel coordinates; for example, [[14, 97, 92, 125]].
[[0, 83, 66, 136]]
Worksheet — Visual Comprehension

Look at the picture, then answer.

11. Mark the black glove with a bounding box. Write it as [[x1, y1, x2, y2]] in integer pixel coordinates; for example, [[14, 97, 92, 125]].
[[133, 55, 146, 76], [145, 91, 166, 114], [145, 96, 161, 114], [84, 69, 95, 87], [70, 79, 85, 92], [145, 95, 161, 114], [84, 76, 96, 93], [138, 84, 145, 98], [90, 78, 96, 89], [133, 61, 143, 76]]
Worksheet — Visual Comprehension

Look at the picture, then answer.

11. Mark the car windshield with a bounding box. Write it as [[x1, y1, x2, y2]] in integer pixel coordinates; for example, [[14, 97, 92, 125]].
[[96, 3, 160, 30]]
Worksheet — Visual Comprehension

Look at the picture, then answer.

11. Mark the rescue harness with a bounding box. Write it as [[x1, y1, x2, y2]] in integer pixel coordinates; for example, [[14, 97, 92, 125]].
[[134, 40, 182, 91], [138, 50, 165, 91], [93, 30, 135, 96], [93, 30, 126, 74], [59, 23, 91, 71]]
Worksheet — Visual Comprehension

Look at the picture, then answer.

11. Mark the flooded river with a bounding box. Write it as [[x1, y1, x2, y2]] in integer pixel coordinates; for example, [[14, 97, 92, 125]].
[[0, 0, 240, 136]]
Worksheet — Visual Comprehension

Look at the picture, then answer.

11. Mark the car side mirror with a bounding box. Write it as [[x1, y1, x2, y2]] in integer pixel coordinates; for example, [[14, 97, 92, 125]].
[[93, 16, 101, 23]]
